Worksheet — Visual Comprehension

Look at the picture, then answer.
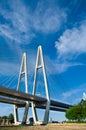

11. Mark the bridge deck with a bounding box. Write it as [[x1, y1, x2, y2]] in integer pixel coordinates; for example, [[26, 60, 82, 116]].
[[0, 86, 46, 103], [0, 97, 26, 107], [0, 97, 67, 112], [0, 86, 72, 109]]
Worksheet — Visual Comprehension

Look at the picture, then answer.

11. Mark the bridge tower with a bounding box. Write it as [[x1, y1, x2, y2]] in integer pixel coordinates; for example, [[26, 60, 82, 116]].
[[14, 53, 29, 124], [32, 45, 50, 125]]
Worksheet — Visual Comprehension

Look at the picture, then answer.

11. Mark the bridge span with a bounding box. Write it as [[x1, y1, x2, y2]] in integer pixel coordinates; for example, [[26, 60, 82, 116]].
[[0, 86, 72, 109], [0, 96, 67, 112], [0, 46, 73, 125]]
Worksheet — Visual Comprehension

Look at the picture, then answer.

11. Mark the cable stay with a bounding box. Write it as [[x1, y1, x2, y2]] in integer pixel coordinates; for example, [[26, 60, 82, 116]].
[[0, 45, 73, 126]]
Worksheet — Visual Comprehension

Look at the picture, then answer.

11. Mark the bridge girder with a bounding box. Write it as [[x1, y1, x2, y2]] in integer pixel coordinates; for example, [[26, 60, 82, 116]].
[[0, 96, 67, 112]]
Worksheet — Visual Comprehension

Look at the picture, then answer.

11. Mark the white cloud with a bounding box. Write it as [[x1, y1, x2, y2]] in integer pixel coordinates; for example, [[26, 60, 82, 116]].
[[32, 1, 67, 33], [0, 0, 85, 75], [45, 56, 84, 74], [0, 24, 21, 43], [62, 88, 81, 99], [0, 0, 34, 44], [0, 0, 67, 44], [61, 83, 86, 104], [55, 21, 86, 60], [62, 83, 86, 100], [0, 52, 36, 76], [0, 62, 19, 76], [0, 0, 68, 74]]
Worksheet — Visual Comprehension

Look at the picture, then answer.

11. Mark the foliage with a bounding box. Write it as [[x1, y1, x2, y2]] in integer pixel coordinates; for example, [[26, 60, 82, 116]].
[[1, 116, 8, 120], [66, 99, 86, 122], [8, 113, 14, 123], [0, 113, 14, 123]]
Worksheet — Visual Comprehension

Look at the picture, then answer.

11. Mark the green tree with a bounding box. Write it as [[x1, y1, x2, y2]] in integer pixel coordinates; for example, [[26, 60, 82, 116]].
[[1, 116, 8, 120], [66, 100, 86, 122], [8, 113, 14, 123]]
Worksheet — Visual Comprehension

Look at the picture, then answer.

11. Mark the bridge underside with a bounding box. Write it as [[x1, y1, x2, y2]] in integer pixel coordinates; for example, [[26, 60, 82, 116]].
[[0, 86, 72, 124], [0, 86, 72, 115], [0, 86, 72, 109], [0, 96, 67, 112]]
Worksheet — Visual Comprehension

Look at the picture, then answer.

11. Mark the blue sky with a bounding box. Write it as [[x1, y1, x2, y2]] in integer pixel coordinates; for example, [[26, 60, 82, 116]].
[[0, 0, 86, 122]]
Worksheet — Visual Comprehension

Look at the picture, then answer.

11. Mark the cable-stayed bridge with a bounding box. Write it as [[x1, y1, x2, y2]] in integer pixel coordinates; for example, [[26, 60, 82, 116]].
[[0, 46, 72, 125]]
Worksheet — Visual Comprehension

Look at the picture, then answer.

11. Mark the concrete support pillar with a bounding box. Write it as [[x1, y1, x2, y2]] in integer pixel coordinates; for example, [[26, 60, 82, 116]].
[[31, 102, 38, 124], [2, 119, 5, 125], [14, 105, 19, 124], [22, 102, 29, 124], [6, 119, 9, 125]]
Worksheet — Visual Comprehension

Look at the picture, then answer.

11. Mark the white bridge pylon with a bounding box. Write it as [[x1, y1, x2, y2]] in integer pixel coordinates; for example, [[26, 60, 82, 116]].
[[14, 45, 50, 125], [14, 53, 29, 124], [32, 46, 50, 125]]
